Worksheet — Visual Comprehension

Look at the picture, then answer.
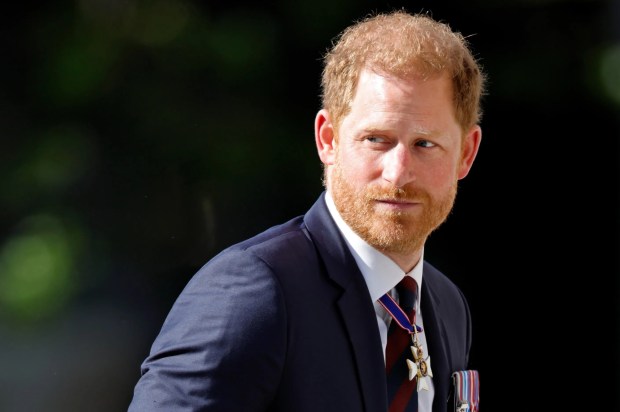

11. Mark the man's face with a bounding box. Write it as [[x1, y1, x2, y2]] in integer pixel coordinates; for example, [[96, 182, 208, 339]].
[[325, 69, 479, 261]]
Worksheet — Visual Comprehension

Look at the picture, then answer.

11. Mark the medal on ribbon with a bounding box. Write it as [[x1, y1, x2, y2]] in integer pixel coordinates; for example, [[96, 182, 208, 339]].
[[379, 291, 433, 391]]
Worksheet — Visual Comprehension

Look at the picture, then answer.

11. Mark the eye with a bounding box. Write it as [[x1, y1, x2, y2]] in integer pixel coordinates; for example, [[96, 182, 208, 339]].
[[415, 139, 436, 148], [366, 135, 388, 143]]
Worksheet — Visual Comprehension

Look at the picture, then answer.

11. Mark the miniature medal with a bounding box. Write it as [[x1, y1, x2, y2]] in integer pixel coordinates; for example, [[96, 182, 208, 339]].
[[406, 336, 433, 391]]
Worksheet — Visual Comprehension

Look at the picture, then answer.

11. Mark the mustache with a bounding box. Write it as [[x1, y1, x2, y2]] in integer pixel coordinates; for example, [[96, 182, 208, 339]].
[[364, 185, 424, 202]]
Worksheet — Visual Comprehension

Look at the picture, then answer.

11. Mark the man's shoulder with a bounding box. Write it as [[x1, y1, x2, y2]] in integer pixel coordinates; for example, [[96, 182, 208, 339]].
[[229, 192, 329, 257], [234, 214, 309, 253], [422, 261, 466, 298], [200, 193, 335, 275]]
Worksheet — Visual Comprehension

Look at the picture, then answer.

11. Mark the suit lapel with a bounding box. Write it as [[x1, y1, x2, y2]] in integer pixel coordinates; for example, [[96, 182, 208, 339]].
[[421, 263, 452, 412], [304, 193, 387, 412]]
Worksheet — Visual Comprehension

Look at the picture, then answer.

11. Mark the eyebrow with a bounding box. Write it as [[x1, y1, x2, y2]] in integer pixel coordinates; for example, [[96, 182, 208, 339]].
[[363, 126, 435, 137]]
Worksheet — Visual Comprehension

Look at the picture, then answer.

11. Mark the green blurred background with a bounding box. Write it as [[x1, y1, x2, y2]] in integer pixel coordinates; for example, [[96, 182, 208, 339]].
[[0, 0, 618, 410]]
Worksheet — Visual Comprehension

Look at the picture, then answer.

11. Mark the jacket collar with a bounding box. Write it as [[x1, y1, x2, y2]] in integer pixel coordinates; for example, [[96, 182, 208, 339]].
[[304, 192, 388, 412], [421, 263, 451, 412]]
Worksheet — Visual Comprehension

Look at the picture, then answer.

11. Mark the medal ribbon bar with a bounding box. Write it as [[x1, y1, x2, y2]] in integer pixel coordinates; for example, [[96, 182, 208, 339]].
[[451, 370, 480, 412]]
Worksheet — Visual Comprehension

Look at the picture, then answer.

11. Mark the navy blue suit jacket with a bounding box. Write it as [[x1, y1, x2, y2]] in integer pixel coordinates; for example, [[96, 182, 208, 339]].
[[129, 192, 472, 412]]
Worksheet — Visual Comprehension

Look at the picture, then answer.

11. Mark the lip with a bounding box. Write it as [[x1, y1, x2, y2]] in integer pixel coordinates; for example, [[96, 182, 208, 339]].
[[375, 197, 417, 204], [374, 198, 419, 210]]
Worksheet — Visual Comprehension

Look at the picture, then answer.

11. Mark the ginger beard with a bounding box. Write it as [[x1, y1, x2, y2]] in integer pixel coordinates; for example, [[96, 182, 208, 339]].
[[329, 157, 458, 256]]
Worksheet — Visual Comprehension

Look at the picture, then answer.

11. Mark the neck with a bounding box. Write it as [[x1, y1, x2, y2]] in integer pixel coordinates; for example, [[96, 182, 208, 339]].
[[384, 249, 422, 273]]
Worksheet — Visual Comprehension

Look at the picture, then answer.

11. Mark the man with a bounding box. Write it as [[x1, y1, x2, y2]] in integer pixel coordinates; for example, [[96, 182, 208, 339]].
[[129, 9, 485, 412]]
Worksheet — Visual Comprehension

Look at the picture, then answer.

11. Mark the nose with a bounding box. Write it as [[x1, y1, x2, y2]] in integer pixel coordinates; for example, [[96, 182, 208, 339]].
[[382, 144, 415, 188]]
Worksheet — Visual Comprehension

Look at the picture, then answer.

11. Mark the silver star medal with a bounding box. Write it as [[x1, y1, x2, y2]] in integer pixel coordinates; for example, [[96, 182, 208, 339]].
[[406, 341, 433, 391]]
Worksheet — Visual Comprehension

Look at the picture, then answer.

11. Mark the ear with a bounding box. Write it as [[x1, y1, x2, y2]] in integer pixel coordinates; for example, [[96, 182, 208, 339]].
[[457, 125, 482, 180], [315, 109, 337, 165]]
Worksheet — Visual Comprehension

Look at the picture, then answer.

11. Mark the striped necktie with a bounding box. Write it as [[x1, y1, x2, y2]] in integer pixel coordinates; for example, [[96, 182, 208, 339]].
[[385, 276, 418, 412]]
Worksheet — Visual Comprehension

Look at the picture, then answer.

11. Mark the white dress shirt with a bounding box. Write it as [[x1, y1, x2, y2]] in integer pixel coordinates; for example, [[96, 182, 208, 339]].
[[325, 191, 434, 412]]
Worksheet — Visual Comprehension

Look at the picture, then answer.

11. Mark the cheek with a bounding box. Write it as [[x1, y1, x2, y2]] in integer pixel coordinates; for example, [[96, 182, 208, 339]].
[[422, 160, 460, 189], [337, 148, 381, 180]]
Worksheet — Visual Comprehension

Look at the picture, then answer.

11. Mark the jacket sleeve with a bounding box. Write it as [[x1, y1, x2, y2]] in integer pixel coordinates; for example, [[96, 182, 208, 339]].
[[128, 249, 286, 411]]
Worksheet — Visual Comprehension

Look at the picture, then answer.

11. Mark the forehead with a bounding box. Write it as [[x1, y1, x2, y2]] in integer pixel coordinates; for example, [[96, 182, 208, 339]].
[[346, 69, 455, 126]]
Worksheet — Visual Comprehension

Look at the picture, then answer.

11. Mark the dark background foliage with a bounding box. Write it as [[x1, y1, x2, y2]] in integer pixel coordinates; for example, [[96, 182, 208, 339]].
[[0, 0, 618, 410]]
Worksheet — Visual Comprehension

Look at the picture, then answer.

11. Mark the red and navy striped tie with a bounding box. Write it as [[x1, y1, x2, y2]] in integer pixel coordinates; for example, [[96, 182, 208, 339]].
[[385, 276, 418, 412]]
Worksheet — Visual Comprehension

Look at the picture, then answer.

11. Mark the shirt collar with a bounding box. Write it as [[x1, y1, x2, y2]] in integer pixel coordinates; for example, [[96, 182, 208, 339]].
[[324, 191, 424, 302]]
